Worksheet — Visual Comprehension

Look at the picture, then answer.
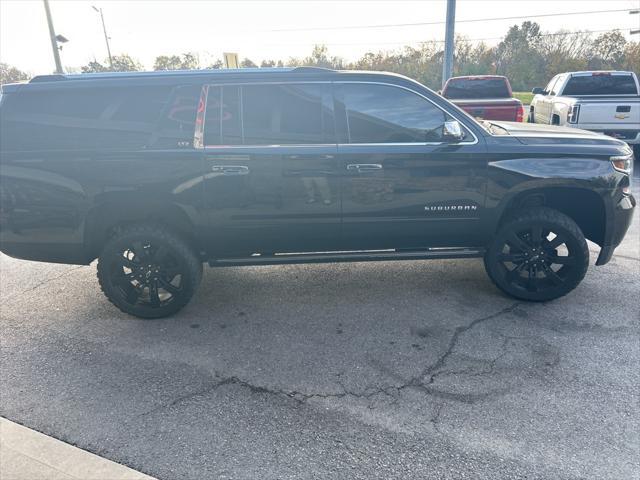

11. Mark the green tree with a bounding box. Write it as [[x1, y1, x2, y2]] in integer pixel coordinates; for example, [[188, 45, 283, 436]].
[[240, 58, 257, 68], [300, 45, 344, 68], [495, 21, 545, 90], [589, 31, 627, 69], [0, 62, 30, 84], [538, 31, 590, 80], [153, 52, 199, 70], [622, 41, 640, 74], [81, 54, 142, 73], [207, 59, 224, 69]]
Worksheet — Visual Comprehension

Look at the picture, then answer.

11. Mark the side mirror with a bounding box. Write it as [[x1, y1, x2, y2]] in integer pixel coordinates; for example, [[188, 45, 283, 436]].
[[443, 120, 465, 142], [531, 87, 544, 95]]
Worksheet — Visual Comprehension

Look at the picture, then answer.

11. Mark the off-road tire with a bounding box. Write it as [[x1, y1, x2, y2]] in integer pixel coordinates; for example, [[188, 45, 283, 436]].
[[484, 207, 589, 302], [97, 224, 202, 318]]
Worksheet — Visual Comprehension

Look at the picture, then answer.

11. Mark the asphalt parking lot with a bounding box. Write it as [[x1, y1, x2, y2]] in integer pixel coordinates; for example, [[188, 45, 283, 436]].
[[1, 190, 638, 480]]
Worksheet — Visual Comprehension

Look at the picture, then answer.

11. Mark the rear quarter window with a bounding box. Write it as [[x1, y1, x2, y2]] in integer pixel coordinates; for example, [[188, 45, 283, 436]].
[[443, 78, 510, 99], [1, 85, 174, 151], [562, 75, 638, 95]]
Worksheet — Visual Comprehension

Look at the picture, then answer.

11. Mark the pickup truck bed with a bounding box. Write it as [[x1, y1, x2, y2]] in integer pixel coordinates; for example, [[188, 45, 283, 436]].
[[530, 71, 640, 145]]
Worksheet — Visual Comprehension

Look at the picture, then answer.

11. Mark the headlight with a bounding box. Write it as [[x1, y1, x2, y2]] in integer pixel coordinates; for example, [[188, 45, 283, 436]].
[[611, 154, 633, 175]]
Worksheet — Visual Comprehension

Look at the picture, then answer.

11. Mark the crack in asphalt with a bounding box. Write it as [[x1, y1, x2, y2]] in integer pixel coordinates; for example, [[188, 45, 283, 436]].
[[136, 302, 520, 418], [410, 302, 520, 388], [2, 265, 87, 302]]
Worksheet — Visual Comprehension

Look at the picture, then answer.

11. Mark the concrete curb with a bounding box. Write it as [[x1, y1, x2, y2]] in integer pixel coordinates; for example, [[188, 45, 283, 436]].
[[0, 417, 156, 480]]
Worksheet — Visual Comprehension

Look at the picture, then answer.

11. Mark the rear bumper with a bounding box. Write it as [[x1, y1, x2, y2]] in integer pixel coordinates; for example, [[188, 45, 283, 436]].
[[596, 192, 635, 265]]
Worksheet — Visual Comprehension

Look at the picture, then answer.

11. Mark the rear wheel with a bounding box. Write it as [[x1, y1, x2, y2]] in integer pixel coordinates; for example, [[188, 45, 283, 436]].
[[484, 208, 589, 302], [528, 107, 535, 123], [97, 225, 202, 318]]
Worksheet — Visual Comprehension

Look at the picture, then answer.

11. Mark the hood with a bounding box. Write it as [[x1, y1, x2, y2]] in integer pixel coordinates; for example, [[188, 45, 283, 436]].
[[486, 121, 627, 147]]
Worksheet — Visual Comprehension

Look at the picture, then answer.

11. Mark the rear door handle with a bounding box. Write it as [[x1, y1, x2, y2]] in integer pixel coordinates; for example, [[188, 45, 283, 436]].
[[211, 165, 249, 175], [347, 163, 383, 172]]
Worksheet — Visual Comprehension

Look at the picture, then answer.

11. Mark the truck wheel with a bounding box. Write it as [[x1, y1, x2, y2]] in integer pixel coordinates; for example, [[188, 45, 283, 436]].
[[484, 208, 589, 302], [528, 108, 535, 123], [97, 225, 202, 318]]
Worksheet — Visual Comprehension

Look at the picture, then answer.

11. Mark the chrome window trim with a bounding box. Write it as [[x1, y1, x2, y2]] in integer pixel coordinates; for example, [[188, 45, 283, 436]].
[[193, 79, 480, 149]]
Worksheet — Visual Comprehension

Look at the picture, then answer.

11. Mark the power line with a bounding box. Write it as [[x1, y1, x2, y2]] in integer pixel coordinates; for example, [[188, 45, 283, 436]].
[[263, 8, 634, 33]]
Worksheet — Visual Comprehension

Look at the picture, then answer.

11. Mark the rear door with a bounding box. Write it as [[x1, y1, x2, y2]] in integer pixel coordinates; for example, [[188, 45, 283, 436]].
[[200, 82, 340, 256], [334, 82, 487, 250]]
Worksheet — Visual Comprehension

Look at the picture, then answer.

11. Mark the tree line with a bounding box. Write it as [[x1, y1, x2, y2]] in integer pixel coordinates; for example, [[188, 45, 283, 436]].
[[2, 22, 638, 91]]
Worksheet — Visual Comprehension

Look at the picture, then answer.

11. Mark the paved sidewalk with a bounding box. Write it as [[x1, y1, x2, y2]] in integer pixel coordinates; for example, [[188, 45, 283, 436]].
[[0, 418, 155, 480]]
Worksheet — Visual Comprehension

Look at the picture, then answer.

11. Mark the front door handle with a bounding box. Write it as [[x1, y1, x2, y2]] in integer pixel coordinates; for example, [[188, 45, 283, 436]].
[[347, 163, 383, 173], [211, 165, 249, 176]]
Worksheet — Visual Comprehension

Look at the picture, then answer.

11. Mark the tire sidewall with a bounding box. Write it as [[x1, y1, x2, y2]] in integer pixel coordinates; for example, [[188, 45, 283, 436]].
[[485, 213, 589, 302], [98, 227, 201, 319]]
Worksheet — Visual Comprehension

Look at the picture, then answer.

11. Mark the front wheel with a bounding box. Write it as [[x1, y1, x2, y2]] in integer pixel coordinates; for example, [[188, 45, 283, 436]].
[[484, 208, 589, 302], [97, 224, 202, 318]]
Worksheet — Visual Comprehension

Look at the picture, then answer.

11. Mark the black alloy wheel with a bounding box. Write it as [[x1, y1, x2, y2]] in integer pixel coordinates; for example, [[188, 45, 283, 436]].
[[484, 208, 589, 302], [97, 225, 202, 318]]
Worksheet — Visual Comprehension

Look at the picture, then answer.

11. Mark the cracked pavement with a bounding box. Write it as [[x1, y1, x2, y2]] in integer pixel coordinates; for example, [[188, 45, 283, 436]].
[[1, 188, 638, 479]]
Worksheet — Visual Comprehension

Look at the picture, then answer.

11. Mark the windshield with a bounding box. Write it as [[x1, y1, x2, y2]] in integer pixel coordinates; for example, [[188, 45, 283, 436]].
[[443, 78, 511, 99]]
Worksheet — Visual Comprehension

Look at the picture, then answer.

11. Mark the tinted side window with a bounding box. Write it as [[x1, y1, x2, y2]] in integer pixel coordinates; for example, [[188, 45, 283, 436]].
[[544, 76, 558, 93], [2, 85, 173, 151], [340, 84, 447, 143], [203, 83, 333, 146], [242, 84, 332, 145], [562, 74, 638, 95], [152, 84, 201, 148], [203, 86, 243, 146], [549, 76, 563, 95]]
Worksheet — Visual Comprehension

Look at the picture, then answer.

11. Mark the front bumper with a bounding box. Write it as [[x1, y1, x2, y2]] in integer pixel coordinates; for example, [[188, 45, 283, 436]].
[[596, 192, 636, 265]]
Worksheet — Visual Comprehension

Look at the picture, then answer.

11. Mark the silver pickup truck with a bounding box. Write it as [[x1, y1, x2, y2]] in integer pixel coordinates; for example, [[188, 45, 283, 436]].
[[529, 71, 640, 152]]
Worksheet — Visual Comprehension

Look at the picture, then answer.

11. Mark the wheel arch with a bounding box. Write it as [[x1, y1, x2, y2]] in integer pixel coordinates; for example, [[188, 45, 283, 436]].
[[495, 186, 607, 247], [84, 200, 202, 261]]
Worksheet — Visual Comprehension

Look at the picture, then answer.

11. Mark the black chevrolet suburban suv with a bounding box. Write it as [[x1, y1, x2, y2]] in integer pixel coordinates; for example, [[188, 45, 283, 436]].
[[0, 68, 635, 318]]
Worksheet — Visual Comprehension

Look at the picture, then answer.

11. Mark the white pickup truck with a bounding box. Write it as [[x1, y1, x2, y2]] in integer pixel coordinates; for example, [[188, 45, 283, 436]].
[[529, 71, 640, 151]]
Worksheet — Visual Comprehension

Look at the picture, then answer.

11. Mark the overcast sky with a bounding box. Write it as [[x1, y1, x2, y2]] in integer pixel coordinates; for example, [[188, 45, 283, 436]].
[[1, 0, 638, 74]]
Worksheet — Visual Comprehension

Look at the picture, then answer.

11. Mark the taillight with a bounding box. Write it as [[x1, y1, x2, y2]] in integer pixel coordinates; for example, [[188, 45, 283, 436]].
[[567, 105, 580, 124], [515, 105, 524, 122]]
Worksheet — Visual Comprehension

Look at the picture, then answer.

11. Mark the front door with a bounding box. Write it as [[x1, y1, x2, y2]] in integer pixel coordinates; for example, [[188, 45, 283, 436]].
[[334, 82, 487, 251], [200, 82, 340, 257]]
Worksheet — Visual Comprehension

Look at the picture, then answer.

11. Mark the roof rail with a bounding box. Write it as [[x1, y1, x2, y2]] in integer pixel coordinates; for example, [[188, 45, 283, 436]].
[[291, 66, 335, 73], [26, 67, 333, 84], [30, 74, 67, 83]]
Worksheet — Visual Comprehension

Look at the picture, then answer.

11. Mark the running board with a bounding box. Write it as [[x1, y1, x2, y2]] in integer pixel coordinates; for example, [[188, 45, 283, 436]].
[[208, 248, 485, 267]]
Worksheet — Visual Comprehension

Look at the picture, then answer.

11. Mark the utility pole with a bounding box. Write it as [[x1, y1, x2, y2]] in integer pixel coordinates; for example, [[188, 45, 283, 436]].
[[442, 0, 456, 87], [43, 0, 63, 73], [92, 6, 113, 69]]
